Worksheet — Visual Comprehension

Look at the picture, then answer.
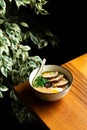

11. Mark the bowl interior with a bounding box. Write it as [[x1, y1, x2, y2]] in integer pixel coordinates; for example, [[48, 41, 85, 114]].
[[29, 65, 73, 101], [29, 65, 73, 87]]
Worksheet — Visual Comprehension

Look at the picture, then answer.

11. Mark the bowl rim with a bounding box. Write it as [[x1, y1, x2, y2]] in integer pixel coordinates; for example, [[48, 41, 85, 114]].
[[29, 64, 73, 95]]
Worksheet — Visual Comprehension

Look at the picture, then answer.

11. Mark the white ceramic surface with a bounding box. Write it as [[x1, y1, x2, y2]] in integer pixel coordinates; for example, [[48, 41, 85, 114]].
[[29, 65, 73, 101]]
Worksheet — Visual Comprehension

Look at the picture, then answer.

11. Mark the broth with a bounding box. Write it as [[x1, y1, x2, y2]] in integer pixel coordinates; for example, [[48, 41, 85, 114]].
[[33, 71, 69, 93]]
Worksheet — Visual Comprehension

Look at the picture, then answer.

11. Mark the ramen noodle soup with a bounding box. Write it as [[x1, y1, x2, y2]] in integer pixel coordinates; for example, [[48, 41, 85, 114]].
[[33, 71, 69, 94]]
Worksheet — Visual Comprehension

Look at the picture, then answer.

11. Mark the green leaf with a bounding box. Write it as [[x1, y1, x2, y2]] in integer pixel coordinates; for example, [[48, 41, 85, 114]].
[[2, 36, 10, 46], [33, 76, 49, 87], [0, 29, 3, 36], [0, 0, 6, 16], [0, 57, 2, 67], [0, 85, 8, 92], [0, 19, 5, 24], [22, 0, 30, 4], [6, 28, 14, 35], [12, 24, 21, 32], [38, 39, 48, 48], [29, 32, 39, 44], [0, 44, 9, 55], [1, 66, 7, 77], [20, 67, 27, 76], [28, 60, 37, 68], [0, 91, 3, 98], [34, 1, 48, 15], [8, 0, 12, 2], [15, 1, 25, 8], [22, 52, 28, 61], [30, 56, 42, 64], [20, 22, 29, 28], [16, 49, 22, 58], [22, 45, 31, 51], [3, 56, 13, 65], [10, 90, 18, 101]]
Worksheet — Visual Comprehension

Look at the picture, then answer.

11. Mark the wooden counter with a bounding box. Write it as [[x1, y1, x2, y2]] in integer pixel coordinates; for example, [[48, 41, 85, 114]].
[[15, 53, 87, 130]]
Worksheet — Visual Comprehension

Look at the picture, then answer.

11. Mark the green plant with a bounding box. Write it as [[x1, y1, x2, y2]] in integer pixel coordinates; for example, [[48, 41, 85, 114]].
[[0, 0, 59, 124]]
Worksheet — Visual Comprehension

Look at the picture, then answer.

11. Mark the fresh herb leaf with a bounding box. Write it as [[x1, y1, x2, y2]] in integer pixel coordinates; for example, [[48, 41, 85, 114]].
[[33, 76, 49, 88]]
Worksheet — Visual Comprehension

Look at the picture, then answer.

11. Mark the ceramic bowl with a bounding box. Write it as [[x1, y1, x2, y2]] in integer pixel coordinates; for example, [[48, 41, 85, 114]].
[[29, 65, 73, 101]]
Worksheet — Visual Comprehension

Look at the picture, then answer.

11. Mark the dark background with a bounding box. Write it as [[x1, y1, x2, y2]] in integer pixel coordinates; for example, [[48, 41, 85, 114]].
[[32, 0, 87, 65]]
